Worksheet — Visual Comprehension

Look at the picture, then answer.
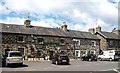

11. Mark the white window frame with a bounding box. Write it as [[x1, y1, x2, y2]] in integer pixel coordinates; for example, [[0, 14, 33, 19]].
[[73, 39, 80, 46], [91, 41, 96, 47]]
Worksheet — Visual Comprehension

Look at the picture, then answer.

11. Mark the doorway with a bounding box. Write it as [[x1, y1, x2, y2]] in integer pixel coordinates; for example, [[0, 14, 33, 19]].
[[18, 48, 24, 55]]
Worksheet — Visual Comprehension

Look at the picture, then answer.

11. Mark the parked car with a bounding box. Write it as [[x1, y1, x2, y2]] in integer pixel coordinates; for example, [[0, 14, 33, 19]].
[[81, 54, 97, 61], [98, 50, 120, 61], [51, 54, 70, 65], [5, 51, 23, 66]]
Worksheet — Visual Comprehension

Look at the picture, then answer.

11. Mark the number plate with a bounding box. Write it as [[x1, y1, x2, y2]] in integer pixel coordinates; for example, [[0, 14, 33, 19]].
[[12, 58, 19, 61], [62, 60, 66, 62]]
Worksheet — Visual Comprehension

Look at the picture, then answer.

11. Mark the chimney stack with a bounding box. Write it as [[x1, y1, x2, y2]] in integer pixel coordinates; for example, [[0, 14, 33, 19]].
[[112, 28, 120, 35], [61, 22, 68, 31], [24, 15, 31, 27], [89, 28, 95, 34], [96, 26, 101, 32]]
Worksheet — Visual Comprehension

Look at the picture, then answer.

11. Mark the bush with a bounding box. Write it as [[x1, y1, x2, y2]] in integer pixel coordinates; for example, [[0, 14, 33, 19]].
[[26, 53, 35, 58]]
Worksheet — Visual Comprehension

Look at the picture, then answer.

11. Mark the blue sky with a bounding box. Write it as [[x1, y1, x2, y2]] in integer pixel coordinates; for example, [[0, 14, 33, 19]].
[[0, 0, 119, 32]]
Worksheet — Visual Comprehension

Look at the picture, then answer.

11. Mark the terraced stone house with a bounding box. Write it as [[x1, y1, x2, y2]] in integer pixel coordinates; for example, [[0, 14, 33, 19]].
[[95, 26, 120, 51], [1, 18, 100, 59]]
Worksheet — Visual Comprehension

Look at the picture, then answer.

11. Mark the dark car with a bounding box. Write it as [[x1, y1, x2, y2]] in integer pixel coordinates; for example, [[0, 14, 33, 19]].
[[81, 54, 97, 61], [51, 54, 70, 65]]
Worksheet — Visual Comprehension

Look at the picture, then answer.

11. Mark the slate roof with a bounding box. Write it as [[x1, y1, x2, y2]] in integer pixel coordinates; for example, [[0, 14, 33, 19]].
[[0, 23, 99, 40], [96, 31, 120, 39]]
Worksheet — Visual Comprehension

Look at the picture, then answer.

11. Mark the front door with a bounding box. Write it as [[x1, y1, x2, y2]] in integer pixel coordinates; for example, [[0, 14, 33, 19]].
[[49, 51, 54, 60], [18, 48, 24, 55]]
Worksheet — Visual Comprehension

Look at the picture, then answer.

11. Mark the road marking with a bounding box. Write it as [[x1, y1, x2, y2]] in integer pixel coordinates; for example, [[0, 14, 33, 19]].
[[113, 69, 120, 73], [100, 68, 120, 71]]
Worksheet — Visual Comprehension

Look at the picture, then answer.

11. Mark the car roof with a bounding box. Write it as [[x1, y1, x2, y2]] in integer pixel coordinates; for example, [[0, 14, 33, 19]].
[[58, 54, 68, 56], [8, 51, 20, 53]]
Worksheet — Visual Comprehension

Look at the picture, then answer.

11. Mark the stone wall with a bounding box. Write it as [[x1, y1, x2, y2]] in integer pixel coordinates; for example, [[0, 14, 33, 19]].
[[96, 33, 120, 51], [2, 33, 100, 57]]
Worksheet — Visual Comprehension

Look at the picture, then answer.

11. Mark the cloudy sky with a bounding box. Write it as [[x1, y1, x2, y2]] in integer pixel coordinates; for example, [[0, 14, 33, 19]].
[[0, 0, 119, 32]]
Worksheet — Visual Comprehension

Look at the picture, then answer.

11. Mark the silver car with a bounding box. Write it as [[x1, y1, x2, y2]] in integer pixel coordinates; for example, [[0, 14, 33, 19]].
[[5, 51, 23, 66]]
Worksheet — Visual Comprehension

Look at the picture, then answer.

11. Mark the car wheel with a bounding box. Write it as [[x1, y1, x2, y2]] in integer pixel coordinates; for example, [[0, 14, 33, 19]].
[[89, 58, 91, 61], [55, 61, 58, 65], [109, 58, 112, 61], [20, 63, 23, 66], [81, 58, 84, 61], [51, 61, 54, 64], [98, 58, 102, 61]]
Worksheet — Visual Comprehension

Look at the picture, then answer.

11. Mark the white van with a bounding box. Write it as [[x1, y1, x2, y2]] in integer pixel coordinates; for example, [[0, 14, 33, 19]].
[[98, 50, 120, 61], [5, 51, 23, 66]]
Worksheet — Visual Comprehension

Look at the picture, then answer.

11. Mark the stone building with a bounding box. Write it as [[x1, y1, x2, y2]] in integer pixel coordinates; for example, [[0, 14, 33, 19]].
[[0, 19, 100, 58], [95, 26, 120, 51]]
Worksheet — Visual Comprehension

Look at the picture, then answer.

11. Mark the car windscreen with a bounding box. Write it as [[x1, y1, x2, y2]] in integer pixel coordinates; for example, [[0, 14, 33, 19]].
[[9, 52, 22, 57], [87, 54, 96, 56], [115, 51, 120, 56], [60, 56, 68, 59]]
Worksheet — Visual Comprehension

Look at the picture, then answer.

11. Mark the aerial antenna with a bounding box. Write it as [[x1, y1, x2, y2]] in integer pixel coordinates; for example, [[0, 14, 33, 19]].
[[26, 12, 30, 20], [24, 12, 31, 26], [96, 19, 98, 27]]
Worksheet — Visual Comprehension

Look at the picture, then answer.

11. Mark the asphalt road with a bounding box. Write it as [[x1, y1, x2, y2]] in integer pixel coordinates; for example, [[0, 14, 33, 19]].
[[2, 60, 120, 72]]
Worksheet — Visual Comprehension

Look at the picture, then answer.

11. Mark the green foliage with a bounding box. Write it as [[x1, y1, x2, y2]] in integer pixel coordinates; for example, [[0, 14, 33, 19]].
[[26, 53, 35, 58], [47, 52, 50, 56]]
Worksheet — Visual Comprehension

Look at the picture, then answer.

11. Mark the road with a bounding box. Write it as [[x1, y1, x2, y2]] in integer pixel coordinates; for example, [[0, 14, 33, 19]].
[[2, 59, 120, 72]]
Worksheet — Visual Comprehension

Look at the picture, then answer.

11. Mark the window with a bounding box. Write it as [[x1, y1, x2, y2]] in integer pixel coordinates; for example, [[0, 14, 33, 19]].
[[91, 41, 96, 47], [109, 40, 113, 47], [9, 52, 22, 57], [60, 39, 65, 44], [37, 38, 44, 44], [118, 41, 120, 48], [76, 40, 80, 45], [38, 38, 44, 42], [17, 36, 24, 42], [73, 39, 80, 46]]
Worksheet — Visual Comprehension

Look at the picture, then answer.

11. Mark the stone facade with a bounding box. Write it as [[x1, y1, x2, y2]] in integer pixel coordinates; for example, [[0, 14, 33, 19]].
[[95, 26, 120, 51], [1, 19, 100, 59], [2, 32, 100, 58], [96, 33, 108, 51]]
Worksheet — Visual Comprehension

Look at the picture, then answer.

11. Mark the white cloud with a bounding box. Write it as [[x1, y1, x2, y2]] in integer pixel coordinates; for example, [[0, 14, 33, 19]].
[[0, 17, 25, 24], [0, 16, 58, 28], [1, 0, 118, 32], [31, 21, 52, 28]]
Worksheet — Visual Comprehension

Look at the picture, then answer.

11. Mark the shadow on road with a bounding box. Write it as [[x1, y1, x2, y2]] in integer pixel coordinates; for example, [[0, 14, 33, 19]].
[[2, 64, 28, 68]]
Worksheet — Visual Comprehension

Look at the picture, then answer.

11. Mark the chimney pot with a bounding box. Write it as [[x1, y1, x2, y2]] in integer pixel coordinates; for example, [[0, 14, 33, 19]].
[[96, 26, 101, 32], [89, 28, 95, 34], [61, 22, 68, 31]]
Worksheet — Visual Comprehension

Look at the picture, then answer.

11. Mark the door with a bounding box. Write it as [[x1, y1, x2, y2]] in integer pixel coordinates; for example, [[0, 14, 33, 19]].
[[5, 49, 10, 56], [18, 48, 24, 55], [75, 50, 80, 58], [49, 51, 54, 60]]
